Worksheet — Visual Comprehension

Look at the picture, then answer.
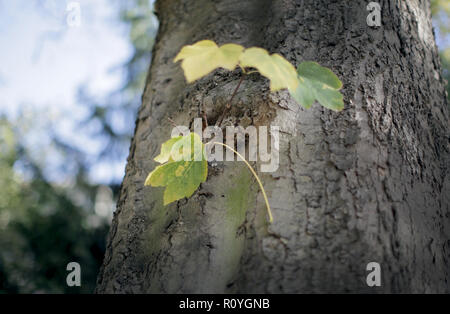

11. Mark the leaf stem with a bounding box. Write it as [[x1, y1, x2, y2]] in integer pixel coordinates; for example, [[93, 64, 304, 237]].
[[215, 75, 245, 127], [211, 141, 273, 223]]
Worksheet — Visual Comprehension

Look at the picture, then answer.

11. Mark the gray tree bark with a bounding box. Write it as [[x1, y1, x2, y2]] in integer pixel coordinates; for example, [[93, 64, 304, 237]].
[[96, 0, 450, 293]]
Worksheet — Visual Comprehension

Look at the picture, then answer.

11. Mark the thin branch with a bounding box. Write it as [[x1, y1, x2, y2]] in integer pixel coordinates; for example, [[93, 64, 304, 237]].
[[215, 75, 245, 127], [201, 101, 208, 130], [167, 117, 184, 135]]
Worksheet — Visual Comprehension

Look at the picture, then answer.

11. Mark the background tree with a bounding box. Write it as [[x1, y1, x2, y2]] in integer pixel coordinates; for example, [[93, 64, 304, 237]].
[[0, 0, 157, 293], [96, 0, 450, 293]]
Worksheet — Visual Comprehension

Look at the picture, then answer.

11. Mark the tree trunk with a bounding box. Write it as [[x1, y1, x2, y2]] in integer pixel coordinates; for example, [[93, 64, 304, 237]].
[[96, 0, 450, 293]]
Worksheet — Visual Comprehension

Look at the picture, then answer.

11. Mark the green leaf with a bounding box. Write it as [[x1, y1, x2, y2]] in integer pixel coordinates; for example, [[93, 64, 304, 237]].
[[239, 47, 299, 91], [290, 61, 344, 111], [145, 133, 208, 205], [174, 40, 244, 83], [297, 61, 342, 89]]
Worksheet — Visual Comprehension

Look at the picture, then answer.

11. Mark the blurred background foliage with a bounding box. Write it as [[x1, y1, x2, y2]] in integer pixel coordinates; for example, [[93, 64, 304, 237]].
[[0, 0, 157, 293], [431, 0, 450, 101], [0, 0, 448, 293]]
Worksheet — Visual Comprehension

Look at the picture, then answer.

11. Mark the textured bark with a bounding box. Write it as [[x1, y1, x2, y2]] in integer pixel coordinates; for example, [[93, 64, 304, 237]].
[[96, 0, 450, 293]]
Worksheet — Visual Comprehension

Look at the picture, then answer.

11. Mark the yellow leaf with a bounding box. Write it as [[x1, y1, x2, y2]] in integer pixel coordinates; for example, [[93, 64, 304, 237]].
[[174, 40, 244, 83], [239, 47, 299, 91]]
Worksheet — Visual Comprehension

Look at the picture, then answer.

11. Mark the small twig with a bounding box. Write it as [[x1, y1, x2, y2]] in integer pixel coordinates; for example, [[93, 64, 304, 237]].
[[167, 117, 184, 135], [201, 101, 208, 130], [215, 75, 245, 127]]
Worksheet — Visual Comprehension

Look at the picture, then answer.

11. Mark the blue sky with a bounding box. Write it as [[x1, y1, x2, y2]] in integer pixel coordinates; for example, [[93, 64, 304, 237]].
[[0, 0, 134, 183], [0, 0, 131, 115]]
